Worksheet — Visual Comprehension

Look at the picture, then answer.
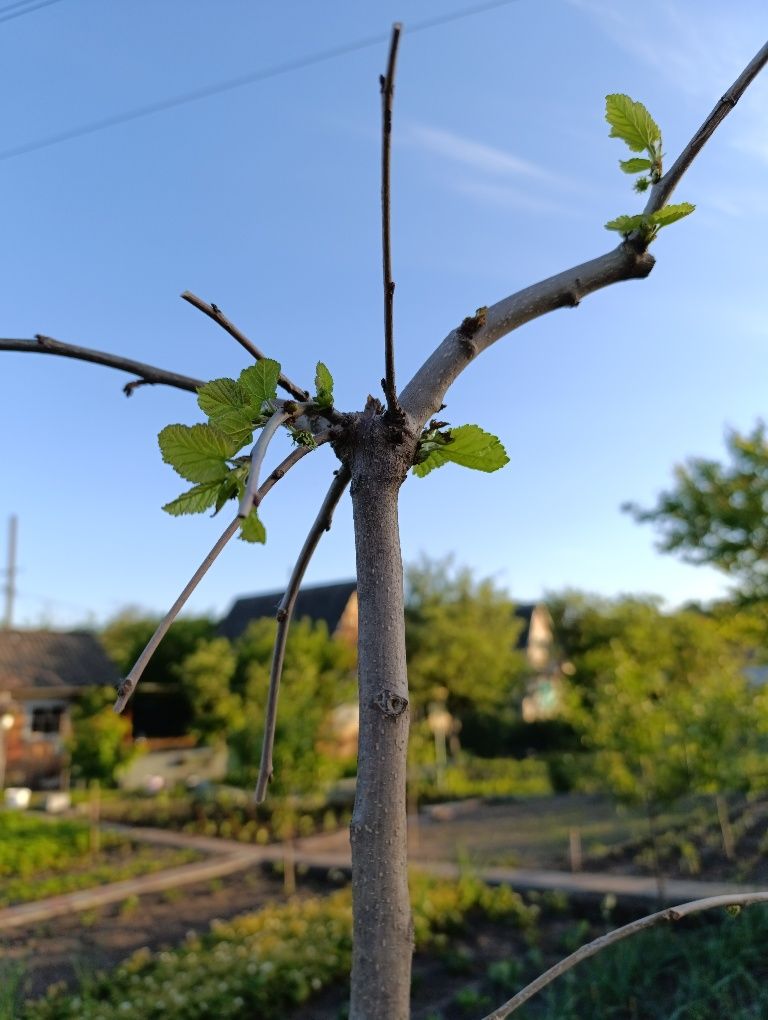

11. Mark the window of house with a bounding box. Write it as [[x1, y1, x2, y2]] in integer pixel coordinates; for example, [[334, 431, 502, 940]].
[[30, 705, 65, 735]]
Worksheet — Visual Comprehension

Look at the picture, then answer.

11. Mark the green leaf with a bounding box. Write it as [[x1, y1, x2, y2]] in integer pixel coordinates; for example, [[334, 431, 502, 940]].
[[239, 360, 281, 414], [205, 409, 253, 449], [197, 377, 249, 419], [162, 481, 221, 516], [605, 94, 661, 153], [649, 202, 695, 227], [413, 425, 509, 478], [314, 362, 334, 408], [619, 157, 652, 174], [239, 510, 267, 544], [604, 213, 648, 235], [213, 477, 239, 515], [158, 424, 234, 483]]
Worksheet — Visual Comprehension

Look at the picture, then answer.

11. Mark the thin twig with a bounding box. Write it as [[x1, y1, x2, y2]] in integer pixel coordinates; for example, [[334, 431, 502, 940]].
[[380, 23, 402, 415], [239, 403, 312, 518], [181, 291, 310, 401], [113, 434, 333, 714], [254, 463, 351, 802], [482, 891, 768, 1019], [0, 336, 203, 393], [399, 39, 768, 431], [644, 40, 768, 216]]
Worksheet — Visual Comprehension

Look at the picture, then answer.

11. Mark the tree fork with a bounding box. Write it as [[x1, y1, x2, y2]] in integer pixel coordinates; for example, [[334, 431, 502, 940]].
[[347, 408, 416, 1020]]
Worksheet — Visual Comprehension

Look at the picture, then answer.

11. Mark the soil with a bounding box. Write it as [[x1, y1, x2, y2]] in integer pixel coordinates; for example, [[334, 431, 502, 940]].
[[2, 862, 339, 1003]]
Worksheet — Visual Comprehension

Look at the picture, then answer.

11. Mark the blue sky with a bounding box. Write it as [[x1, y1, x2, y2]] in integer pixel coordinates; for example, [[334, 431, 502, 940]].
[[2, 0, 767, 627]]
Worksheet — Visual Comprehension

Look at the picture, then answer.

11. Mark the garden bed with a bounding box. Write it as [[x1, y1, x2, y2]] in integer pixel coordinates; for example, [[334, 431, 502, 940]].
[[0, 811, 201, 909]]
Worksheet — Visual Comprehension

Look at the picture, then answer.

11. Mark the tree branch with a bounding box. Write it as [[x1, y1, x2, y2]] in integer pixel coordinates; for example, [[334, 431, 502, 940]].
[[0, 335, 203, 394], [113, 433, 333, 714], [644, 40, 768, 216], [380, 23, 402, 416], [238, 408, 295, 518], [399, 41, 768, 430], [482, 891, 768, 1019], [254, 463, 351, 802], [181, 291, 310, 401]]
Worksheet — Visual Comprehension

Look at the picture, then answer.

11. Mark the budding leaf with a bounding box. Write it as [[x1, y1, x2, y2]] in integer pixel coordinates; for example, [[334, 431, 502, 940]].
[[213, 476, 240, 515], [650, 202, 695, 227], [413, 424, 509, 478], [604, 213, 647, 235], [239, 510, 267, 544], [314, 362, 334, 408], [163, 480, 221, 516], [605, 94, 661, 153], [158, 424, 234, 483], [238, 359, 281, 413], [619, 157, 652, 174]]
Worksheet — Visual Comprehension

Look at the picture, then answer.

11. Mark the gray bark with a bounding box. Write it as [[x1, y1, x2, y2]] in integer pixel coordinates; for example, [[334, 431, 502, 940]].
[[348, 407, 415, 1020]]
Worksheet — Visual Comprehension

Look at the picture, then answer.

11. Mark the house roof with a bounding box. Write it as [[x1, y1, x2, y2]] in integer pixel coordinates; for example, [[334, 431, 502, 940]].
[[0, 630, 120, 692], [513, 603, 538, 649], [219, 580, 357, 641]]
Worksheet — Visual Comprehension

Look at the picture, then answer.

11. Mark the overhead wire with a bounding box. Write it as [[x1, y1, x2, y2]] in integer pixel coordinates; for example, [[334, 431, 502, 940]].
[[0, 0, 522, 162]]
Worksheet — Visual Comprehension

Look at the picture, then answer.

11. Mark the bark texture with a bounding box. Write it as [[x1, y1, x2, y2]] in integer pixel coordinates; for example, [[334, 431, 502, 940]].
[[347, 407, 415, 1020]]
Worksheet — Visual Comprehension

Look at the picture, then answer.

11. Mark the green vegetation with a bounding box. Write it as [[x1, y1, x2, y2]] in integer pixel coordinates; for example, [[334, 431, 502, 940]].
[[68, 686, 138, 785], [24, 875, 536, 1019], [603, 93, 694, 241], [0, 811, 198, 907], [626, 421, 768, 604]]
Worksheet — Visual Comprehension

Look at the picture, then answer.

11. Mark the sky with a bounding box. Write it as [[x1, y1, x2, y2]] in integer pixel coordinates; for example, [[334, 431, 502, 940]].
[[1, 0, 767, 628]]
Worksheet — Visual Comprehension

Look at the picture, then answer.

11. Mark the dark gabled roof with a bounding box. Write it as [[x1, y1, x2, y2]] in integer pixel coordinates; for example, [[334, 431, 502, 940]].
[[513, 603, 537, 649], [219, 580, 357, 642], [0, 630, 120, 692]]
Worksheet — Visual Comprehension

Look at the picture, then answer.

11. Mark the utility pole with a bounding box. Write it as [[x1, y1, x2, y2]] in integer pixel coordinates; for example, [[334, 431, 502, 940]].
[[2, 515, 17, 629]]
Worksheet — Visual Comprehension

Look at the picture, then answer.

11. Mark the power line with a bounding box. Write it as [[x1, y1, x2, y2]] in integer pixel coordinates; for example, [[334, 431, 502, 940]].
[[0, 0, 66, 25], [0, 0, 521, 162]]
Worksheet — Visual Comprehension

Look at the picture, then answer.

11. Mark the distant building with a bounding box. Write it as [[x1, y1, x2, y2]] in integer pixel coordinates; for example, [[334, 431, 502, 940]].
[[219, 580, 358, 645], [514, 603, 561, 722], [0, 629, 119, 788]]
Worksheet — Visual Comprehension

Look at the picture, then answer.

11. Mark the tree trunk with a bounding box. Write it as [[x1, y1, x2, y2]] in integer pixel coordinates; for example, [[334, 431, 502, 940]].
[[348, 409, 414, 1020]]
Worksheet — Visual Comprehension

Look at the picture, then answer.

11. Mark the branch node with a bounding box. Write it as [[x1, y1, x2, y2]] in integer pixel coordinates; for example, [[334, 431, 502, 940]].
[[373, 690, 408, 718], [458, 306, 488, 339]]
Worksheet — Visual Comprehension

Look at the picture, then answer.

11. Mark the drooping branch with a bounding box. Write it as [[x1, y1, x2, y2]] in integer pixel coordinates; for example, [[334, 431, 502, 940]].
[[0, 335, 203, 394], [113, 433, 333, 714], [380, 23, 402, 415], [254, 463, 351, 802], [399, 39, 768, 430], [181, 291, 311, 401], [238, 408, 296, 518], [482, 891, 768, 1019]]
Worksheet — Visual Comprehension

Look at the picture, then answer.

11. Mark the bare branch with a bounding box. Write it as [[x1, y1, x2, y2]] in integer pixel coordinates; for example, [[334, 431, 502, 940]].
[[181, 291, 310, 401], [380, 23, 402, 416], [644, 40, 768, 216], [400, 42, 768, 430], [238, 409, 294, 518], [482, 891, 768, 1019], [0, 335, 203, 394], [114, 433, 334, 714], [254, 463, 351, 802]]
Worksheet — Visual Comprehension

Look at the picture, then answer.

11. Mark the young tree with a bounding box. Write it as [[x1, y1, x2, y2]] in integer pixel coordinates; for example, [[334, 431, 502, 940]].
[[2, 27, 767, 1020]]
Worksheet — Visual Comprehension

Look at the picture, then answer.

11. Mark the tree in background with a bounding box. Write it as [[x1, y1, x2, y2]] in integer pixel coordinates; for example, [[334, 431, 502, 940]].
[[101, 609, 215, 682], [179, 636, 242, 745], [67, 686, 138, 785], [555, 593, 764, 804], [232, 618, 356, 796], [625, 422, 768, 604], [405, 558, 529, 758]]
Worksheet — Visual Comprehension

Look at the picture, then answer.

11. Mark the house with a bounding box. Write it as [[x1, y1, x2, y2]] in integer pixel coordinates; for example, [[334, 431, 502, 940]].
[[0, 629, 120, 788], [218, 579, 358, 644], [514, 603, 561, 721]]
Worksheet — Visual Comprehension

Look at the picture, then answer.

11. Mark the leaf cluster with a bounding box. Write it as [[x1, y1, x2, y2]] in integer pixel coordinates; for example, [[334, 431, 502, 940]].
[[413, 422, 509, 478], [604, 94, 694, 241], [158, 360, 335, 543]]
